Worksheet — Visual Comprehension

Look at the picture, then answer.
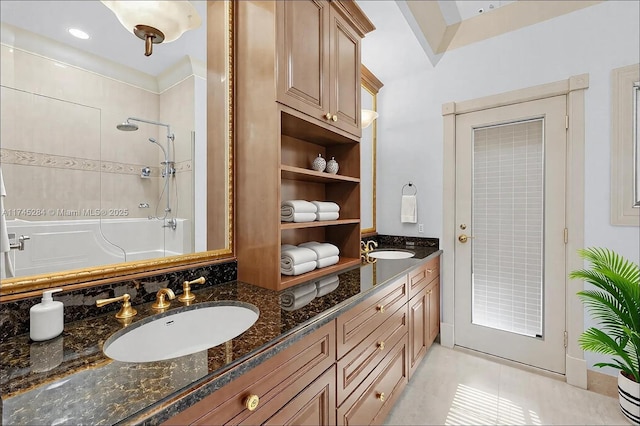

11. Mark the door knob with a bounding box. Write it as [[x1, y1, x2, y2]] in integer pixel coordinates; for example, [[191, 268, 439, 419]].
[[458, 234, 474, 243]]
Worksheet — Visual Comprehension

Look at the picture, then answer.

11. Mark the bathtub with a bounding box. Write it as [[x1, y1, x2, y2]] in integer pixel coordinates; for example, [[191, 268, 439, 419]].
[[2, 218, 192, 278]]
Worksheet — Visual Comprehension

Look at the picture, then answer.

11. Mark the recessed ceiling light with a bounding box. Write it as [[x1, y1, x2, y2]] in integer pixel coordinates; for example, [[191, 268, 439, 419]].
[[68, 28, 89, 40]]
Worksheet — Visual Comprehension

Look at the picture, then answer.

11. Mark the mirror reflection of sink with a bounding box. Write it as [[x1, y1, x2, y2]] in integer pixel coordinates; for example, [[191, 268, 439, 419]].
[[368, 250, 415, 260], [103, 302, 259, 363]]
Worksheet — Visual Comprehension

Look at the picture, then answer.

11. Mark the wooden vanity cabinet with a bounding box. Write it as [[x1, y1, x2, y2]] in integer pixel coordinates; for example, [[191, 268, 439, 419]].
[[163, 321, 336, 426], [407, 257, 441, 380], [276, 0, 371, 137]]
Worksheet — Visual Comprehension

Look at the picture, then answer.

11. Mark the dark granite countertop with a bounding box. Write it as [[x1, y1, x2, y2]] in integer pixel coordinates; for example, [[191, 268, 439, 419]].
[[0, 247, 441, 425]]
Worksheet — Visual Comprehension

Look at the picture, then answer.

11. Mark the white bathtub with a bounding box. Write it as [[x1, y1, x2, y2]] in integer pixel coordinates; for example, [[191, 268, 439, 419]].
[[2, 218, 192, 278]]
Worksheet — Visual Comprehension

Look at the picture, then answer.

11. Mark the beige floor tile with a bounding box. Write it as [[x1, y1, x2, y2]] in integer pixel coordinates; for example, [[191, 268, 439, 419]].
[[385, 344, 629, 426]]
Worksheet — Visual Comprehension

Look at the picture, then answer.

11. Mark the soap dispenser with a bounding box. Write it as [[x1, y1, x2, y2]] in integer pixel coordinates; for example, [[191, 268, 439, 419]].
[[30, 288, 64, 341]]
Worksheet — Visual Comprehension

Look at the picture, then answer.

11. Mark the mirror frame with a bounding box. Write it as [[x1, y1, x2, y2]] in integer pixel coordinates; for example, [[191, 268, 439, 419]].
[[0, 1, 235, 297], [361, 65, 383, 237]]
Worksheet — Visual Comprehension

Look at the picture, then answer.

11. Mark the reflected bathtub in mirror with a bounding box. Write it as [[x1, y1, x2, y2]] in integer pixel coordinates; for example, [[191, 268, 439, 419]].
[[0, 1, 233, 295]]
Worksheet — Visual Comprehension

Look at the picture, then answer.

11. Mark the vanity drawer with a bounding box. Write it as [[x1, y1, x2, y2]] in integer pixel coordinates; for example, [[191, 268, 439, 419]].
[[164, 321, 335, 426], [337, 274, 408, 359], [337, 336, 408, 426], [337, 303, 407, 406], [408, 255, 440, 299]]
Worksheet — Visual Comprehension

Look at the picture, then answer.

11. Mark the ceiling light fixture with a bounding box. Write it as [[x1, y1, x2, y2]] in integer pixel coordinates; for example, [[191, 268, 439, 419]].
[[101, 1, 202, 57], [361, 109, 379, 129], [68, 28, 90, 40]]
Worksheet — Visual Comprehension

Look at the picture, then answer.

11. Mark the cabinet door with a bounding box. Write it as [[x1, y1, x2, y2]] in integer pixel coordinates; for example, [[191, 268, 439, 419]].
[[427, 279, 440, 345], [277, 0, 330, 120], [328, 6, 361, 137], [408, 287, 428, 380], [264, 366, 336, 426]]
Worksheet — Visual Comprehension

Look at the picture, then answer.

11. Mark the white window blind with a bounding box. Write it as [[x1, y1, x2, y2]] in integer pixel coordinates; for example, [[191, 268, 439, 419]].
[[472, 119, 544, 337]]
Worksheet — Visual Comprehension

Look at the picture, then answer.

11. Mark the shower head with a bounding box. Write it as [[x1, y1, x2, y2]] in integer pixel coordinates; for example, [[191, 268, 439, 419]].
[[116, 121, 139, 131]]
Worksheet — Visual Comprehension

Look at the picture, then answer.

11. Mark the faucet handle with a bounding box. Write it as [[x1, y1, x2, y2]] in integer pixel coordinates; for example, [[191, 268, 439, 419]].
[[178, 277, 206, 303], [96, 293, 137, 319], [152, 288, 176, 310]]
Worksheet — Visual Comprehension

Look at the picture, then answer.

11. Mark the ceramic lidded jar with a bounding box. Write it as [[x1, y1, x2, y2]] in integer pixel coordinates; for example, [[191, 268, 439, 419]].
[[326, 157, 339, 174], [312, 154, 326, 172]]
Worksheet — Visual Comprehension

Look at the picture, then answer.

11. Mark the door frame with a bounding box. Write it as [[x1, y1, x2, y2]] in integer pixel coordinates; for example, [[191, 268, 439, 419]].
[[441, 74, 589, 388]]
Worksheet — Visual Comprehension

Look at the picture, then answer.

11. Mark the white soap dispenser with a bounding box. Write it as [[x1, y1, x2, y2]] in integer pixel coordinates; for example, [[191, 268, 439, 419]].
[[30, 288, 64, 341]]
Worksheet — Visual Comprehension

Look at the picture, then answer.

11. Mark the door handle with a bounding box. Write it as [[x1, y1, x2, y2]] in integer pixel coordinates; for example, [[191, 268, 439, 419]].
[[458, 234, 474, 243]]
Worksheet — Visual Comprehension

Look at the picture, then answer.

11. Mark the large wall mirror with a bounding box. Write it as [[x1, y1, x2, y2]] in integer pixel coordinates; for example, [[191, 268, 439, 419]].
[[361, 65, 383, 236], [0, 1, 233, 295]]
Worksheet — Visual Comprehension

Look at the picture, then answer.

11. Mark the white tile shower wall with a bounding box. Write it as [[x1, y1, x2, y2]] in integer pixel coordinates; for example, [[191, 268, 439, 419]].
[[358, 0, 640, 373]]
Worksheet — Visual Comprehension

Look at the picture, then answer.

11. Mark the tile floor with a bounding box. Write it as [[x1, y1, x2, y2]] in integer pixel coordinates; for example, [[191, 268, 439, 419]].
[[385, 344, 630, 425]]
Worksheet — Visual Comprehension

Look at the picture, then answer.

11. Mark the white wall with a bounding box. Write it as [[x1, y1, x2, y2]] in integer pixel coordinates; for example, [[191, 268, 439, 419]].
[[358, 0, 640, 373]]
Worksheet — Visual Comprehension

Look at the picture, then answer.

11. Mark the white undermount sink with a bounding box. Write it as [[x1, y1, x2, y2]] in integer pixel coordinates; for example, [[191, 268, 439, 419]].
[[102, 302, 259, 363], [368, 250, 415, 260]]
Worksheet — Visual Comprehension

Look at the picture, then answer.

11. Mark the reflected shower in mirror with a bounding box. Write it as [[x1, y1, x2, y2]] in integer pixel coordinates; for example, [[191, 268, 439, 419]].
[[0, 0, 232, 285]]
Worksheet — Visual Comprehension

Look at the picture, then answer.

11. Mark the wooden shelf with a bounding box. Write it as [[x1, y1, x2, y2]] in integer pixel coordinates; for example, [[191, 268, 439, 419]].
[[280, 257, 361, 288], [281, 219, 360, 230], [281, 165, 360, 183]]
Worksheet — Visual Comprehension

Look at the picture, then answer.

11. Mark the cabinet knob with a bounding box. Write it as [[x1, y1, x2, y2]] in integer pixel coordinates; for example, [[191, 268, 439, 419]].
[[376, 304, 385, 313], [331, 114, 338, 122], [377, 341, 385, 351], [244, 394, 260, 411], [325, 112, 332, 120], [426, 269, 434, 274], [377, 392, 385, 402]]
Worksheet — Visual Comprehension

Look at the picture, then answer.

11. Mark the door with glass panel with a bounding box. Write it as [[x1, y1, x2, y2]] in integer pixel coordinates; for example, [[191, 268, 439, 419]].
[[454, 96, 567, 374]]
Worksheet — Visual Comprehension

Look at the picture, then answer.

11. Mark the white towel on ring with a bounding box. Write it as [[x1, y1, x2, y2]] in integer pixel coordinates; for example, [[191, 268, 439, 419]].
[[299, 241, 340, 258], [316, 255, 339, 269], [401, 195, 417, 223], [315, 212, 339, 221], [311, 201, 340, 213]]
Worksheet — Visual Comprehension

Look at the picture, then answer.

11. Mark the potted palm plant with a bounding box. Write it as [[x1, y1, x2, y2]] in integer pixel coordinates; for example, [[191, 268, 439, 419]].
[[570, 247, 639, 425]]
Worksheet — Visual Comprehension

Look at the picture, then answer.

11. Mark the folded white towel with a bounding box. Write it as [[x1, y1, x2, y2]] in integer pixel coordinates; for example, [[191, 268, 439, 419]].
[[281, 212, 317, 223], [311, 201, 340, 213], [316, 255, 339, 269], [281, 200, 317, 213], [281, 244, 297, 251], [299, 241, 340, 259], [315, 212, 339, 221], [281, 260, 317, 276], [281, 246, 317, 268], [401, 195, 417, 223], [281, 287, 317, 311], [316, 275, 339, 297]]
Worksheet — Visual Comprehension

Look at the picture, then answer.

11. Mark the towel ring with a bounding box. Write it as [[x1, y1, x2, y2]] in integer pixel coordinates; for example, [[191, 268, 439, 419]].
[[402, 182, 417, 196]]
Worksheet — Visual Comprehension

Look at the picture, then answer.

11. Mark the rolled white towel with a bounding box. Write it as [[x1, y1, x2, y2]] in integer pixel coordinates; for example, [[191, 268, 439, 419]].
[[316, 255, 339, 269], [316, 275, 340, 297], [311, 201, 340, 213], [281, 200, 317, 221], [281, 260, 317, 276], [315, 212, 339, 221], [281, 287, 317, 311], [281, 212, 317, 223], [281, 246, 317, 269], [299, 241, 340, 259]]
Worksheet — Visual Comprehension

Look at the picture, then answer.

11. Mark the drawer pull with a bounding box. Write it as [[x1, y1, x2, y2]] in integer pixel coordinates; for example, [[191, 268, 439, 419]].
[[376, 304, 385, 313], [325, 112, 332, 120], [244, 394, 260, 411], [427, 269, 434, 273], [332, 114, 338, 122], [377, 392, 385, 402], [377, 341, 385, 351]]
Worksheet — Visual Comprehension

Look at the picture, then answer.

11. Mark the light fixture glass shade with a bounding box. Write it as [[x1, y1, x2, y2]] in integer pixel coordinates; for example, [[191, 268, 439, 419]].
[[361, 109, 379, 129], [101, 1, 201, 44]]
